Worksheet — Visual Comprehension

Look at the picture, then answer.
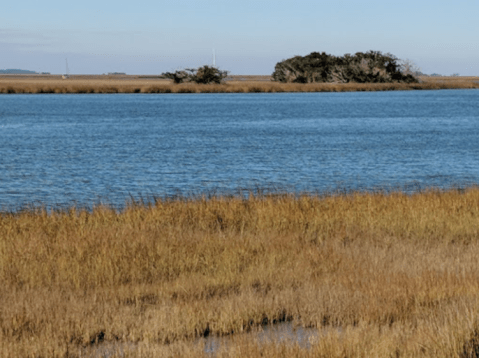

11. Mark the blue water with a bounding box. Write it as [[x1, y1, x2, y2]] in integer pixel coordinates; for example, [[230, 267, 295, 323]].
[[1, 90, 478, 209]]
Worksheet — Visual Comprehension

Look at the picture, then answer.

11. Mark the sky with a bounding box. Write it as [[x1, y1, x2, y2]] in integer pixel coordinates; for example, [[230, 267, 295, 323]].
[[1, 0, 478, 75]]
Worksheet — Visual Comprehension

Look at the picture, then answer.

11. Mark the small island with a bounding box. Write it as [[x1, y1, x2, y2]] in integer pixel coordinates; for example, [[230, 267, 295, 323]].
[[0, 52, 477, 94]]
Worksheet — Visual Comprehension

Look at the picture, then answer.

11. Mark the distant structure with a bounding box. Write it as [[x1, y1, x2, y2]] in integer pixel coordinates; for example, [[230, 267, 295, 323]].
[[0, 69, 38, 74], [212, 49, 216, 67], [62, 59, 70, 79]]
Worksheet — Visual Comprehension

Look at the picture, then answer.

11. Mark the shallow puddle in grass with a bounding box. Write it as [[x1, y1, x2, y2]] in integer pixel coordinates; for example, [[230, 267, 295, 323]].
[[201, 321, 321, 353], [80, 322, 324, 357]]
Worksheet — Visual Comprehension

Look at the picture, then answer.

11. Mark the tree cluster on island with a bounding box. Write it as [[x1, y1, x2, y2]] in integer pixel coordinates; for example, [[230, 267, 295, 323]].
[[271, 51, 419, 83], [161, 65, 229, 84], [160, 51, 433, 84]]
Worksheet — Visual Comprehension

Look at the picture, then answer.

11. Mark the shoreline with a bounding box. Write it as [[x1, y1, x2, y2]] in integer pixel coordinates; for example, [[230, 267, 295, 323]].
[[1, 75, 478, 94]]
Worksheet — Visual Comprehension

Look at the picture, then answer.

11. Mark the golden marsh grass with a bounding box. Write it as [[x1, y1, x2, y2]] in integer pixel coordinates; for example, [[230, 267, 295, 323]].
[[0, 74, 478, 94], [2, 188, 479, 357]]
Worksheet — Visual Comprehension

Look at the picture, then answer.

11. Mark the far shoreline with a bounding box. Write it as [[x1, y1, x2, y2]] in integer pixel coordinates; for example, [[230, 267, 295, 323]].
[[1, 74, 478, 94]]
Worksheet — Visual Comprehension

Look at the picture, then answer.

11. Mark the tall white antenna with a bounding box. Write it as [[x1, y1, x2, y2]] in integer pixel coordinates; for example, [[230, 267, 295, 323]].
[[212, 49, 216, 67], [62, 58, 70, 79]]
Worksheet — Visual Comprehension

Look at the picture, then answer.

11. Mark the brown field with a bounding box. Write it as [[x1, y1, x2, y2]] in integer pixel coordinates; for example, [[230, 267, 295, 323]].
[[0, 74, 478, 94], [3, 188, 479, 357]]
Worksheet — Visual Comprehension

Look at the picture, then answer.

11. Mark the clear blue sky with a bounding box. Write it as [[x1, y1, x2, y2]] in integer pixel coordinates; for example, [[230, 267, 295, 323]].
[[1, 0, 478, 75]]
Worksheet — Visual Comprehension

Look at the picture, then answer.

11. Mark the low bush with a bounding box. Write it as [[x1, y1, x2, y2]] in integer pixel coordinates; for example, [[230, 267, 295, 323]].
[[162, 65, 228, 84]]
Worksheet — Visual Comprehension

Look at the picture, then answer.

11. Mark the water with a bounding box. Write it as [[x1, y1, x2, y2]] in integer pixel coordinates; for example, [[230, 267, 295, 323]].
[[201, 322, 321, 353], [80, 322, 322, 357], [1, 90, 478, 209]]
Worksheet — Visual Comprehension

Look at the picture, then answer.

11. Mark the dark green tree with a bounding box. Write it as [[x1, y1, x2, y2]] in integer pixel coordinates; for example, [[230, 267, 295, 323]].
[[272, 51, 418, 84], [162, 66, 229, 84], [161, 68, 196, 84], [192, 66, 229, 84]]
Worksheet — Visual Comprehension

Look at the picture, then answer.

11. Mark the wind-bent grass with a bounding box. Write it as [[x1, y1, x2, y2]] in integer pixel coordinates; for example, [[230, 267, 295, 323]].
[[2, 188, 479, 357], [1, 75, 478, 94]]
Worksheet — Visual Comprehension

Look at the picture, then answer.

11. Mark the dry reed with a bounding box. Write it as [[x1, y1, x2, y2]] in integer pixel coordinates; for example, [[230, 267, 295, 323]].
[[1, 75, 478, 94], [2, 188, 479, 357]]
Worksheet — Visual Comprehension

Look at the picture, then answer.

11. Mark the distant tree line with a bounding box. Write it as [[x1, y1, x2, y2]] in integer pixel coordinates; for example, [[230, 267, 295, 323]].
[[0, 69, 50, 74], [161, 52, 431, 84], [271, 51, 418, 84]]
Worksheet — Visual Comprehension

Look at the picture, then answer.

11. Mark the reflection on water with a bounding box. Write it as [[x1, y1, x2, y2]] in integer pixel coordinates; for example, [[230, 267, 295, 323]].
[[80, 322, 324, 357], [1, 90, 479, 209], [201, 321, 321, 353]]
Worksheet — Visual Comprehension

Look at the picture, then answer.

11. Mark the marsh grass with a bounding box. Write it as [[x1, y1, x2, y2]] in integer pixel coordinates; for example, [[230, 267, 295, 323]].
[[1, 75, 478, 94], [2, 188, 479, 357]]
